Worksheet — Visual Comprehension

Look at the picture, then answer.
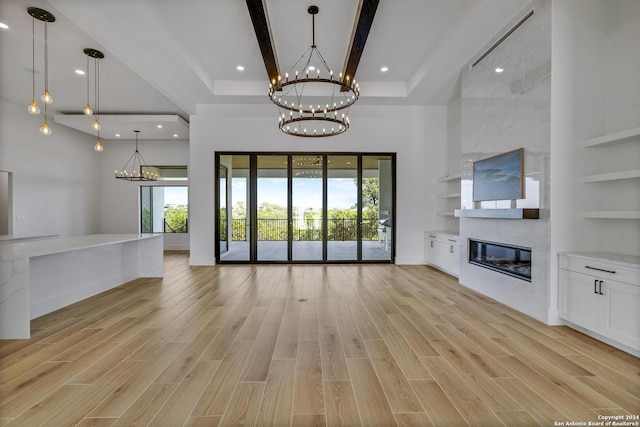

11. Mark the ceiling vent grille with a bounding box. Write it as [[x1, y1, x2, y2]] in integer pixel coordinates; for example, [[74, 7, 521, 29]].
[[470, 8, 535, 69]]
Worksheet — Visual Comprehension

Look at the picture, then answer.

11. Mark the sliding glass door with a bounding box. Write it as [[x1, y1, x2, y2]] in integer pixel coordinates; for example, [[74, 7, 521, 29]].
[[215, 153, 394, 264], [257, 155, 289, 261], [327, 155, 358, 261], [292, 155, 324, 261]]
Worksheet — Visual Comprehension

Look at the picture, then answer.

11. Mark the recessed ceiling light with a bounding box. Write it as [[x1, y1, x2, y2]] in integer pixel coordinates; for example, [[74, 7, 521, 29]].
[[308, 65, 316, 71], [495, 67, 504, 73], [75, 69, 85, 75], [157, 124, 163, 129], [236, 65, 245, 71], [0, 23, 9, 30], [173, 134, 179, 138], [115, 134, 121, 137], [380, 66, 389, 73]]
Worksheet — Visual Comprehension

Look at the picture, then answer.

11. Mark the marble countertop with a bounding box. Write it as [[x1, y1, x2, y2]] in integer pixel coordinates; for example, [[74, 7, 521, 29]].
[[559, 251, 640, 269], [0, 235, 58, 244], [0, 234, 162, 260]]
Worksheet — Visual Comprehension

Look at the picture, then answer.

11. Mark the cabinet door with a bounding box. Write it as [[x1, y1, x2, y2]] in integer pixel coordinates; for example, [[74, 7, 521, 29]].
[[424, 238, 436, 264], [600, 279, 640, 351], [558, 270, 600, 331], [449, 244, 460, 277], [433, 240, 448, 271]]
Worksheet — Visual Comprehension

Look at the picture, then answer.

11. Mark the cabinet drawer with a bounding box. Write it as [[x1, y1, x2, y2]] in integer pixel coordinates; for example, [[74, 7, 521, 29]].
[[560, 256, 640, 286]]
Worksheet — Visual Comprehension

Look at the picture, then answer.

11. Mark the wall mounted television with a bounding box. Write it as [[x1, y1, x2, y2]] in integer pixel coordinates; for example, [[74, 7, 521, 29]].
[[473, 148, 524, 201]]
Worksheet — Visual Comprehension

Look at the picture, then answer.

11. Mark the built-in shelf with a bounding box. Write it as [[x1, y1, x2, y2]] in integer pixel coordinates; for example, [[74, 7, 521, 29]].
[[582, 169, 640, 183], [582, 211, 640, 219], [436, 173, 461, 183], [583, 126, 640, 148], [436, 192, 461, 199], [454, 208, 540, 219], [436, 211, 455, 217]]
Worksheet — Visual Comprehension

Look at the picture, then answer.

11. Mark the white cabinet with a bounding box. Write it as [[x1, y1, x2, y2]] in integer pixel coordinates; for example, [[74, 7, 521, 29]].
[[425, 232, 460, 277], [559, 253, 640, 354]]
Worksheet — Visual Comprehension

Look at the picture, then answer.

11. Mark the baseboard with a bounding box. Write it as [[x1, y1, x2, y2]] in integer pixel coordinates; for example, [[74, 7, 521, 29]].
[[164, 244, 190, 251], [30, 270, 138, 319], [559, 319, 640, 357], [394, 256, 427, 265], [189, 256, 216, 266]]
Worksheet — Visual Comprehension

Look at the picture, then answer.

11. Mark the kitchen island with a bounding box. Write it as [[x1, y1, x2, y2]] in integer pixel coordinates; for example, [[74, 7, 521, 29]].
[[0, 234, 163, 339]]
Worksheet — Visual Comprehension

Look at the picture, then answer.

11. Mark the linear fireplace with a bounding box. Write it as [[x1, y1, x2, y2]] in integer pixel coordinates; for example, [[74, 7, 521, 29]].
[[469, 239, 531, 282]]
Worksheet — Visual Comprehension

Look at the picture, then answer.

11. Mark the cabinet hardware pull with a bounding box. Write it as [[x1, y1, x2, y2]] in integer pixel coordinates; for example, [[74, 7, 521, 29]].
[[429, 235, 436, 238], [594, 279, 598, 294], [448, 239, 457, 242], [450, 246, 454, 253], [598, 280, 604, 295], [430, 241, 434, 248], [585, 265, 616, 274]]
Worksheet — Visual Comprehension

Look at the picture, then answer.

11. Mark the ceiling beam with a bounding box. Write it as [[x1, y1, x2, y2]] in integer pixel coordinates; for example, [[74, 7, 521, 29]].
[[341, 0, 379, 91], [246, 0, 280, 84]]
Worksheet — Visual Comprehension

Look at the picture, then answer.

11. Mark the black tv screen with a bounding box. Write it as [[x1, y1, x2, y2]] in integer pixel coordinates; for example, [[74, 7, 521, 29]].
[[473, 148, 524, 202]]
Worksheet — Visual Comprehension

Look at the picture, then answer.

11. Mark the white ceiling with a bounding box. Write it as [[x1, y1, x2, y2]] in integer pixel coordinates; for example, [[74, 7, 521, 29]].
[[0, 0, 530, 140]]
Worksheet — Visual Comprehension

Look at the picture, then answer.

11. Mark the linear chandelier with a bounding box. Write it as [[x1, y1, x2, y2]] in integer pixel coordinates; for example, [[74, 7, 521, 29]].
[[115, 131, 157, 181], [268, 5, 359, 138], [27, 7, 55, 136], [83, 48, 105, 151]]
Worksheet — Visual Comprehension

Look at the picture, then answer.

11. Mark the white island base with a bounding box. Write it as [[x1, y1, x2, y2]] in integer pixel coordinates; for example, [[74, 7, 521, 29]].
[[0, 234, 163, 339]]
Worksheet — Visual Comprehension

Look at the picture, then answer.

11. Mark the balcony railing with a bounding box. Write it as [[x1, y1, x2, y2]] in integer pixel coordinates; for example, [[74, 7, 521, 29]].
[[219, 218, 379, 241]]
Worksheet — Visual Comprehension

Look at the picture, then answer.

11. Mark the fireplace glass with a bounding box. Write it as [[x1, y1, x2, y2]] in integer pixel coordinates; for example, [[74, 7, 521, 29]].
[[469, 239, 531, 282]]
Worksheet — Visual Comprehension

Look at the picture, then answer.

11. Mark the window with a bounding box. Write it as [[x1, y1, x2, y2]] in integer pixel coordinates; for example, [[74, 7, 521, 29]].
[[140, 186, 188, 233], [141, 166, 188, 181]]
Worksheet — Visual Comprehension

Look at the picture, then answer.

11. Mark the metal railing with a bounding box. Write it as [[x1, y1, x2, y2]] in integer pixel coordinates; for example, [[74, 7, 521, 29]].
[[219, 218, 379, 241]]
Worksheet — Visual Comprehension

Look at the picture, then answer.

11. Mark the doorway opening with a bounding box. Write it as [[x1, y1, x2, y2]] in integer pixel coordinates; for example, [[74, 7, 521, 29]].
[[215, 153, 395, 264]]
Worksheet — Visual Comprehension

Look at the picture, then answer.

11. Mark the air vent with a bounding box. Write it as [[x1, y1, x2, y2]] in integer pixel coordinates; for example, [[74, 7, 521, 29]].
[[470, 8, 535, 69]]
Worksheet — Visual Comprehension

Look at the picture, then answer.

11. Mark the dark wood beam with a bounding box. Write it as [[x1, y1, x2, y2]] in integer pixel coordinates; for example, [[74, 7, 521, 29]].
[[246, 0, 280, 84], [341, 0, 379, 91]]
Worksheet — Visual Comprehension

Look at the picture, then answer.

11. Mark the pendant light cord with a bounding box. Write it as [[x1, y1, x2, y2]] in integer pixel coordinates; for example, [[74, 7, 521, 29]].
[[86, 56, 90, 106], [31, 18, 35, 99], [95, 58, 100, 122], [43, 22, 48, 93]]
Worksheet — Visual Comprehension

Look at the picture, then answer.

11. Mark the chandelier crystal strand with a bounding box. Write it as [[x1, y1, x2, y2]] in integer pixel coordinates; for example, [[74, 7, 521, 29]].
[[27, 17, 40, 115], [268, 5, 359, 137]]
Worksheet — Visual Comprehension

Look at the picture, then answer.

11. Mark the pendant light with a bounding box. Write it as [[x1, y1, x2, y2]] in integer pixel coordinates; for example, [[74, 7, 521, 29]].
[[83, 49, 104, 146], [83, 54, 93, 116], [27, 7, 55, 135], [115, 131, 157, 181], [27, 17, 39, 115]]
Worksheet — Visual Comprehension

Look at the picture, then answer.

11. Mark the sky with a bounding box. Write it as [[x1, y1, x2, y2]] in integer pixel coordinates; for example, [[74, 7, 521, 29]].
[[231, 177, 357, 211], [164, 186, 188, 205]]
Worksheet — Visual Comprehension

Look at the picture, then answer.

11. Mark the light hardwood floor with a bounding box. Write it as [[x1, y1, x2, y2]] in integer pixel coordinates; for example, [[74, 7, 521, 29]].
[[1, 251, 638, 426]]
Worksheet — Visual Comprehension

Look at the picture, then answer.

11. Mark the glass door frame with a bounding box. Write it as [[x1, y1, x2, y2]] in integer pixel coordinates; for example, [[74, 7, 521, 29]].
[[214, 151, 396, 264]]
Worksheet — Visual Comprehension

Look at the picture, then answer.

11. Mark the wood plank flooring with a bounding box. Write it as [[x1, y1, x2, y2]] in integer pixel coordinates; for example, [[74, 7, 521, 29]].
[[1, 251, 638, 426]]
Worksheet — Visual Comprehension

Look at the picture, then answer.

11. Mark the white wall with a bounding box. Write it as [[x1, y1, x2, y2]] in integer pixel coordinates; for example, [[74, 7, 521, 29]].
[[189, 104, 447, 265], [0, 99, 100, 237], [97, 137, 189, 250]]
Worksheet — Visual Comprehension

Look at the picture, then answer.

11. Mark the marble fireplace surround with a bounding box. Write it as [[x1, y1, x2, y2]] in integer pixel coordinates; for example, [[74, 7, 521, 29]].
[[458, 0, 553, 324]]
